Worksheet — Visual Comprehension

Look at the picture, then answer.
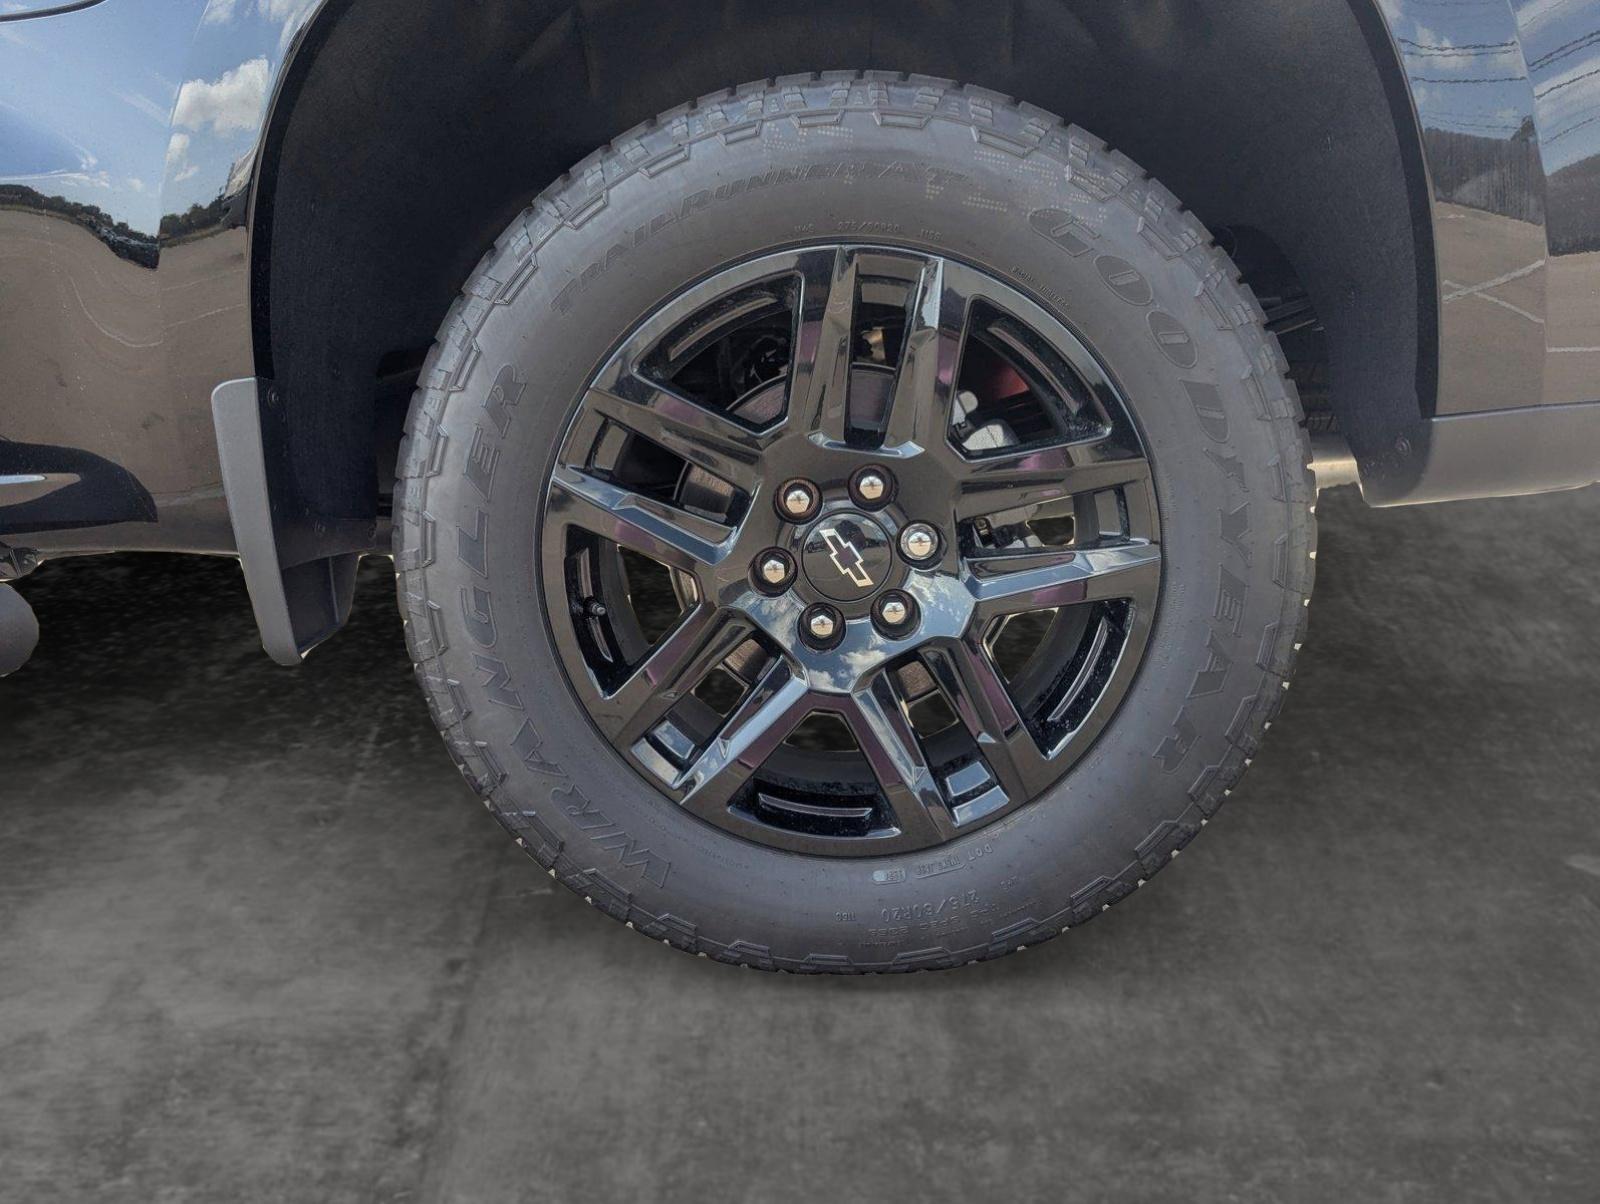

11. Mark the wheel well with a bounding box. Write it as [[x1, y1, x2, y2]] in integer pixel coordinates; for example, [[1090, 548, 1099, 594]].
[[256, 0, 1432, 524]]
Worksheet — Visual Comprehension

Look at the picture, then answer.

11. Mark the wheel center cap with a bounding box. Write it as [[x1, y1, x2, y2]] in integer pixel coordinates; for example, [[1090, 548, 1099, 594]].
[[800, 512, 893, 602]]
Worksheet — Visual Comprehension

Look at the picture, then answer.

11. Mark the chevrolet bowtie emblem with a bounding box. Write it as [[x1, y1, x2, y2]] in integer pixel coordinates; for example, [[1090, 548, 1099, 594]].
[[820, 527, 873, 589]]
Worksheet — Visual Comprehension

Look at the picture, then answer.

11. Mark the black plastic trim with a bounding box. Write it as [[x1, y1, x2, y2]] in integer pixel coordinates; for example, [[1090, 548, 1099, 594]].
[[245, 0, 342, 383], [0, 444, 156, 535], [1349, 0, 1440, 423]]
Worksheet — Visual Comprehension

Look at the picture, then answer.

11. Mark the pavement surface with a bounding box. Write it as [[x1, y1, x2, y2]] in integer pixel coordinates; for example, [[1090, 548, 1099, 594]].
[[3, 484, 1598, 1203]]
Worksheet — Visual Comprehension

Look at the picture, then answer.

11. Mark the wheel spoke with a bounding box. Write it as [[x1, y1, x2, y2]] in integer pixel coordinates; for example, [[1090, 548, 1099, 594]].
[[787, 248, 859, 443], [966, 542, 1161, 619], [592, 606, 756, 746], [919, 640, 1055, 803], [548, 465, 736, 573], [584, 371, 768, 492], [842, 672, 953, 845], [675, 659, 812, 815], [955, 447, 1151, 520], [881, 257, 970, 450]]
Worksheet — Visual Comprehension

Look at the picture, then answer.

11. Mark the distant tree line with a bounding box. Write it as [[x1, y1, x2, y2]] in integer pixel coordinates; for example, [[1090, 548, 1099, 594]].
[[1427, 120, 1600, 253], [0, 184, 158, 268], [158, 194, 232, 242], [1427, 121, 1543, 225], [0, 184, 241, 268], [1548, 156, 1600, 254]]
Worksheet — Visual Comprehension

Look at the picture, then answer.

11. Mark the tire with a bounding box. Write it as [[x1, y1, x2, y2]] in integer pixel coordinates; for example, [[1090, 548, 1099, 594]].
[[394, 72, 1315, 972]]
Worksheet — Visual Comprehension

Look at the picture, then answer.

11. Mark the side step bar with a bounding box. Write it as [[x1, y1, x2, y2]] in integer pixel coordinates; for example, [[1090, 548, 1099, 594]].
[[212, 379, 364, 667]]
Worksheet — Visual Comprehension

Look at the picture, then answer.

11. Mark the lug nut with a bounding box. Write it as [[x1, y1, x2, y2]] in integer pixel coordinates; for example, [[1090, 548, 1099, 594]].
[[852, 468, 890, 507], [778, 480, 819, 521], [876, 593, 913, 630], [801, 605, 842, 647], [757, 551, 793, 588], [899, 522, 939, 563]]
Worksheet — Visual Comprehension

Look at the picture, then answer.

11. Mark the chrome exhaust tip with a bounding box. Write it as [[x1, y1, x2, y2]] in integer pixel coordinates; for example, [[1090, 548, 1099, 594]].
[[1310, 433, 1360, 493]]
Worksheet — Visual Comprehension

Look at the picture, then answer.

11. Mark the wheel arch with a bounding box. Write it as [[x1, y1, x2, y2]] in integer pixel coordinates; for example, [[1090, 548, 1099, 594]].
[[248, 0, 1438, 530]]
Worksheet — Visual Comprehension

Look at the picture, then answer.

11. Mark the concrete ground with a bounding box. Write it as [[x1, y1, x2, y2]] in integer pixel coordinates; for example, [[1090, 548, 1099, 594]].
[[2, 485, 1598, 1203]]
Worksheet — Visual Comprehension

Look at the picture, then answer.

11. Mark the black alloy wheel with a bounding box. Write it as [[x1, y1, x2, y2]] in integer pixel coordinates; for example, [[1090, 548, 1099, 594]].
[[395, 74, 1314, 971], [541, 246, 1161, 855]]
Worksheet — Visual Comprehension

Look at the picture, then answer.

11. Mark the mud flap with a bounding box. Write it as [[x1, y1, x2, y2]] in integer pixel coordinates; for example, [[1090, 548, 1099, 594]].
[[211, 378, 364, 665]]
